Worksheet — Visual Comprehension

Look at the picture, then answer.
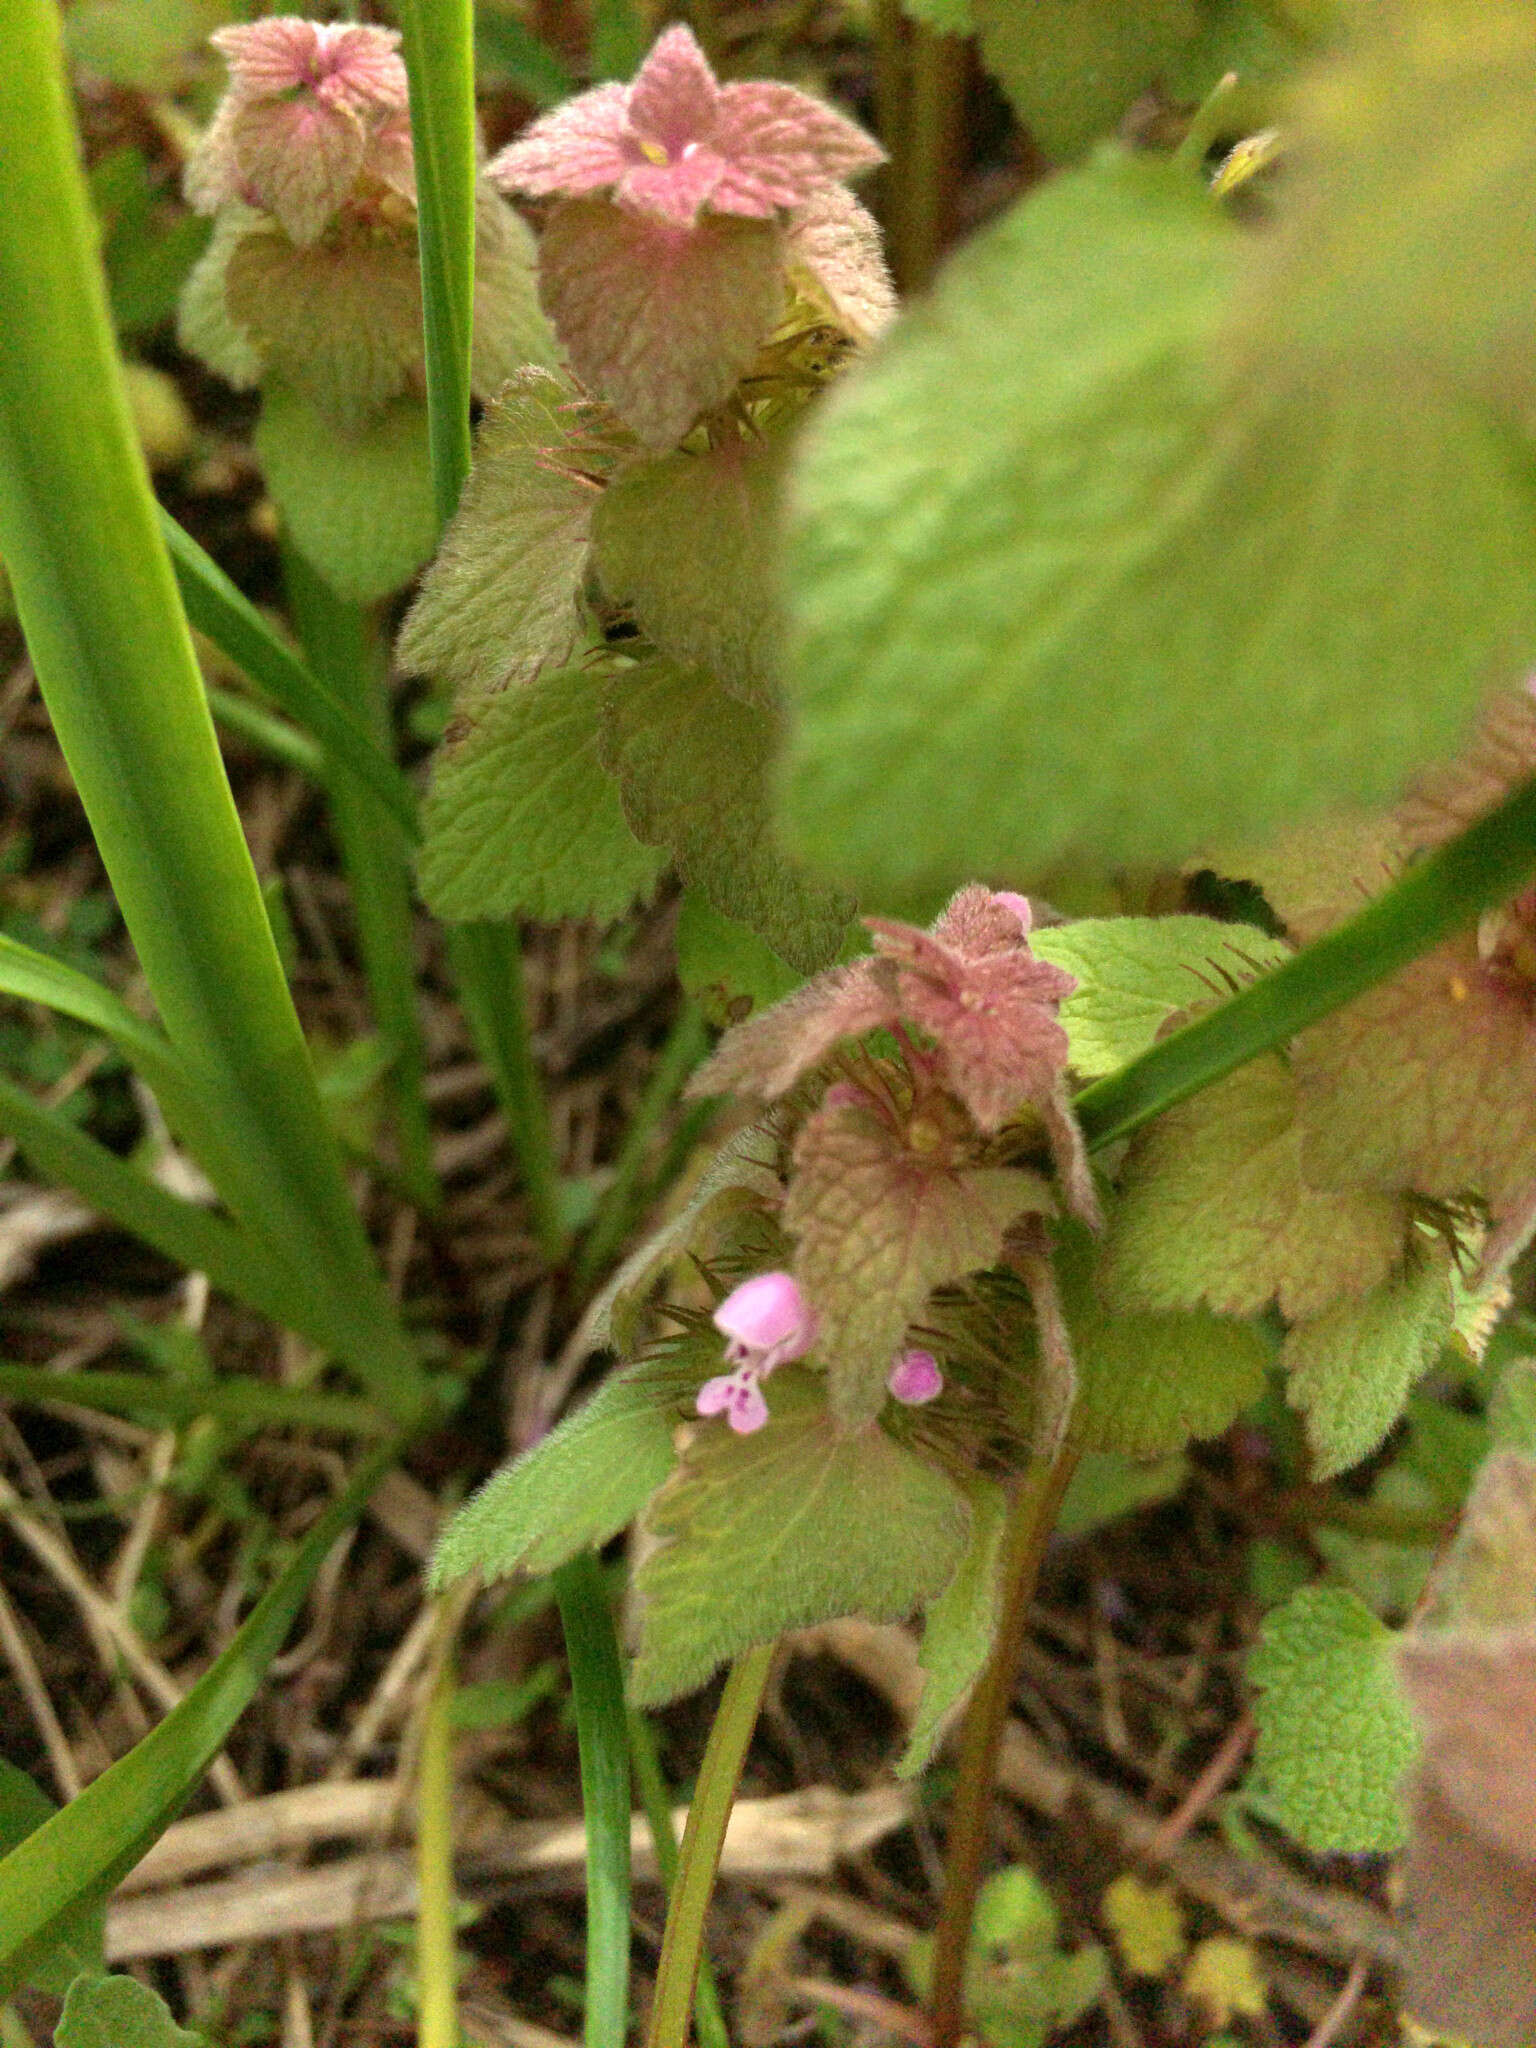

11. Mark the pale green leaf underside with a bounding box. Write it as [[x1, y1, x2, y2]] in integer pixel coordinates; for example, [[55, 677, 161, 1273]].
[[783, 153, 1536, 907], [56, 1972, 204, 2048], [1245, 1584, 1417, 1852], [417, 666, 666, 924], [430, 1361, 679, 1588], [256, 382, 438, 603], [1031, 915, 1289, 1079], [631, 1372, 970, 1704]]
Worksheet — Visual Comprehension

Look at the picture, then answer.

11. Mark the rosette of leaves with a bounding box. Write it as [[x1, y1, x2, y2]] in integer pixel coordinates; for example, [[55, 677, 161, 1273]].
[[176, 18, 554, 600]]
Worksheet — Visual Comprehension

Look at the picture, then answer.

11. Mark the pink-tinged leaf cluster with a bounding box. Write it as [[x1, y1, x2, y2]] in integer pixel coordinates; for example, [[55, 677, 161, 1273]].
[[186, 17, 412, 246], [489, 24, 882, 229], [783, 1090, 1051, 1427], [1294, 928, 1536, 1219], [488, 24, 890, 444], [693, 884, 1094, 1216]]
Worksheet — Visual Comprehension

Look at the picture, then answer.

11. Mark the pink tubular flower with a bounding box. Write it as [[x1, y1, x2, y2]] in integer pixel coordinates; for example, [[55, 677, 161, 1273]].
[[887, 1349, 943, 1406], [488, 23, 882, 230], [186, 18, 412, 246], [697, 1271, 818, 1433]]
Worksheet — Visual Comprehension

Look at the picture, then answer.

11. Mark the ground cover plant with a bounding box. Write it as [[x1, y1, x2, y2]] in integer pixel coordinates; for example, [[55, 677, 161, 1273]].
[[1, 0, 1535, 2044]]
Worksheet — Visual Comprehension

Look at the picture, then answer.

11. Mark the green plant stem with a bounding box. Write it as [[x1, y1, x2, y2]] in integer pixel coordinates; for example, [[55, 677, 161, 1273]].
[[1076, 769, 1536, 1153], [576, 1003, 709, 1285], [416, 1613, 461, 2048], [926, 1445, 1082, 2048], [0, 1361, 390, 1438], [892, 24, 965, 295], [284, 552, 440, 1212], [0, 1438, 402, 1987], [448, 922, 568, 1263], [554, 1554, 633, 2048], [627, 1711, 729, 2048], [645, 1641, 775, 2048], [0, 1, 429, 1423], [396, 0, 477, 529]]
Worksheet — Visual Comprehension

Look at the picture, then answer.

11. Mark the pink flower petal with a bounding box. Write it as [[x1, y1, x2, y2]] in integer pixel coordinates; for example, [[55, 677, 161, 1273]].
[[488, 84, 633, 201], [714, 1272, 816, 1360], [887, 1349, 943, 1405], [726, 1377, 770, 1432], [990, 891, 1034, 936], [626, 24, 720, 158], [695, 1367, 770, 1433]]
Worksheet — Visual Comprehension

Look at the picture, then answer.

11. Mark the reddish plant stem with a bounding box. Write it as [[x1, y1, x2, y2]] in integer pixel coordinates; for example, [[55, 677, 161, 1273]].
[[926, 1443, 1082, 2048]]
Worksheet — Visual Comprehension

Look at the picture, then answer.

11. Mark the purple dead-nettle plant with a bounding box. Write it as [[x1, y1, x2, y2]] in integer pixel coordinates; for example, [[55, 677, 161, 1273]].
[[682, 885, 1094, 1436], [486, 22, 891, 445], [177, 15, 550, 432]]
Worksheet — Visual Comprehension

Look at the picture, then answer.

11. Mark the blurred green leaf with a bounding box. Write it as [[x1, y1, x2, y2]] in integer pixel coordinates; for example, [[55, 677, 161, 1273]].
[[0, 1763, 104, 1999]]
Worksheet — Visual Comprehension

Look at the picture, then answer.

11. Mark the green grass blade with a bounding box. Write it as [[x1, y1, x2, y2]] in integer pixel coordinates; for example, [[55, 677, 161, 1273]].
[[0, 1361, 391, 1437], [396, 0, 477, 526], [0, 1442, 401, 1993], [0, 1076, 349, 1355], [163, 511, 419, 838], [0, 934, 192, 1096], [553, 1555, 633, 2048], [1077, 770, 1536, 1150], [0, 1, 427, 1422], [284, 553, 440, 1211], [206, 684, 326, 779]]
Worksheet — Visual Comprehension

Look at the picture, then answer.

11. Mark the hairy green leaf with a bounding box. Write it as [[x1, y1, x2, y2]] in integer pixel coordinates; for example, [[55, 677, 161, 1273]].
[[592, 432, 788, 706], [1283, 1244, 1455, 1479], [1294, 933, 1536, 1214], [1057, 1221, 1270, 1458], [1100, 1054, 1406, 1321], [1055, 1450, 1188, 1537], [783, 153, 1536, 907], [430, 1362, 679, 1588], [901, 1476, 1005, 1776], [256, 383, 437, 603], [1031, 916, 1288, 1080], [786, 1095, 1047, 1426], [1246, 1585, 1417, 1852], [396, 369, 600, 704], [631, 1371, 969, 1704], [600, 655, 851, 973], [417, 666, 665, 924], [56, 1973, 203, 2048]]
